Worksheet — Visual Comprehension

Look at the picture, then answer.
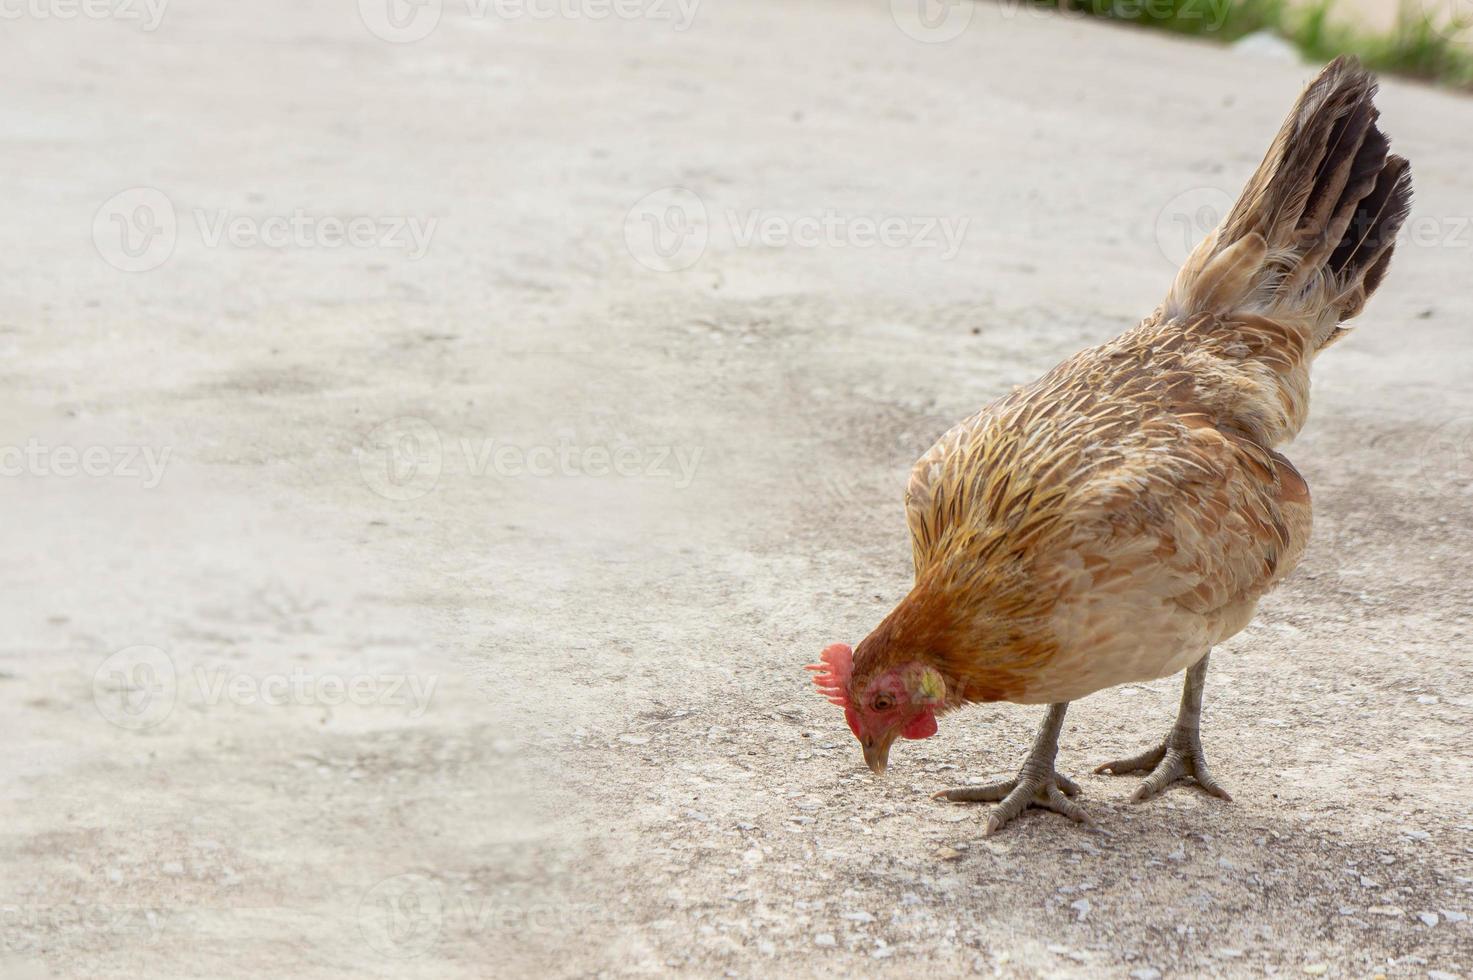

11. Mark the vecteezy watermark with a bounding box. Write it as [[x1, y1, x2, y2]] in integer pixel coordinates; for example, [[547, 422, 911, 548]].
[[358, 417, 704, 500], [889, 0, 1231, 44], [727, 209, 969, 259], [623, 187, 709, 273], [191, 666, 437, 719], [1, 904, 170, 954], [458, 436, 703, 487], [0, 439, 171, 488], [1154, 185, 1236, 268], [358, 874, 444, 958], [356, 0, 700, 43], [1420, 417, 1473, 492], [358, 874, 612, 959], [1406, 0, 1473, 41], [92, 187, 437, 272], [0, 0, 169, 31], [92, 187, 176, 273], [889, 0, 974, 43], [92, 646, 439, 730], [624, 186, 971, 273], [358, 417, 444, 502], [1398, 214, 1473, 249], [93, 646, 178, 731], [193, 210, 435, 259], [1155, 185, 1473, 268], [1040, 0, 1231, 31]]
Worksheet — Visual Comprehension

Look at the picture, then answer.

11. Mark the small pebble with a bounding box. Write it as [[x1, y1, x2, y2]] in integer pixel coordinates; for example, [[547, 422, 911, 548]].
[[1418, 912, 1439, 927], [1046, 945, 1088, 963], [1130, 969, 1162, 980], [814, 933, 836, 948], [1303, 966, 1328, 977]]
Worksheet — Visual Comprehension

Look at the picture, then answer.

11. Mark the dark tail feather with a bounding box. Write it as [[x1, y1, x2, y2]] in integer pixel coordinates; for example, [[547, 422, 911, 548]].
[[1168, 56, 1413, 348]]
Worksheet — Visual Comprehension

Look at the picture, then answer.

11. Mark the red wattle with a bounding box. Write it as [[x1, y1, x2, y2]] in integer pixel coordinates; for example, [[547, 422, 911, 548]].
[[844, 707, 860, 739], [901, 710, 937, 740]]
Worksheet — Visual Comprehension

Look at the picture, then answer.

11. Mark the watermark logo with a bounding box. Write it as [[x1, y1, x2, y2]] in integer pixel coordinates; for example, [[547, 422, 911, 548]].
[[93, 647, 439, 729], [93, 646, 177, 731], [359, 417, 444, 502], [193, 210, 436, 258], [624, 187, 971, 272], [1154, 185, 1234, 268], [92, 188, 437, 271], [726, 208, 969, 258], [1420, 417, 1473, 491], [890, 0, 974, 43], [357, 0, 699, 42], [459, 434, 703, 487], [359, 874, 444, 958], [356, 874, 615, 959], [1156, 183, 1473, 269], [359, 417, 704, 496], [93, 187, 177, 273], [0, 0, 170, 31], [358, 0, 442, 42], [1406, 0, 1473, 41], [624, 186, 708, 273], [1, 904, 170, 954], [192, 666, 437, 719], [1400, 213, 1473, 249], [0, 440, 171, 487]]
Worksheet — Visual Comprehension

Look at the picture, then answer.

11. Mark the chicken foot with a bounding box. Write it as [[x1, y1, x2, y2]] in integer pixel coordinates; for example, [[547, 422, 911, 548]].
[[934, 702, 1092, 835], [1094, 653, 1232, 803]]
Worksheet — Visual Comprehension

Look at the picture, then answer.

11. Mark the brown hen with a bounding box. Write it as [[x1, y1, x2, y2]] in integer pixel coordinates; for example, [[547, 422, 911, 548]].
[[809, 57, 1413, 834]]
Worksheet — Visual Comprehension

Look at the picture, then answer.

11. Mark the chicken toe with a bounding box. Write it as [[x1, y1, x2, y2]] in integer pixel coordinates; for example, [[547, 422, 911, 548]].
[[1095, 653, 1233, 803], [1097, 740, 1232, 803], [933, 703, 1093, 835]]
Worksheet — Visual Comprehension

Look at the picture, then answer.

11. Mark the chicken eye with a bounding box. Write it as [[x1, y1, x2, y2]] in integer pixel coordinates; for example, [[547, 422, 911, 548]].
[[871, 693, 896, 712]]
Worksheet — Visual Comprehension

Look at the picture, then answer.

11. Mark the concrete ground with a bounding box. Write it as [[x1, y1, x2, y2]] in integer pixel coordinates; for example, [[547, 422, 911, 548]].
[[2, 1, 1471, 977]]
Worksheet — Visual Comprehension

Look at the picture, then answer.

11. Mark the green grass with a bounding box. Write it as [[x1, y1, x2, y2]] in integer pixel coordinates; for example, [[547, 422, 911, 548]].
[[1031, 0, 1473, 90]]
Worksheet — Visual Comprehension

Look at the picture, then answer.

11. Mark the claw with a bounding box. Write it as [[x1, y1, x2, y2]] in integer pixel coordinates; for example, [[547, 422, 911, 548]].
[[1097, 654, 1233, 804], [937, 703, 1093, 835], [1097, 739, 1232, 803], [937, 771, 1093, 835], [1093, 745, 1165, 776], [934, 781, 1014, 804]]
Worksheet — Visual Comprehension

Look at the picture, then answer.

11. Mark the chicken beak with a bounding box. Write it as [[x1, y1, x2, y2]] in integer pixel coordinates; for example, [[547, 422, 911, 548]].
[[862, 734, 894, 775]]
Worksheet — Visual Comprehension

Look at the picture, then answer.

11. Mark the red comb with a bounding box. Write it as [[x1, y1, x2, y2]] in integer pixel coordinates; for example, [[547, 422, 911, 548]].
[[805, 643, 854, 708]]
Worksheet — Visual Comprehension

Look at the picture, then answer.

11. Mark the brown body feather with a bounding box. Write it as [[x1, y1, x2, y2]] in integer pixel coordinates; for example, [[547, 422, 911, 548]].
[[851, 58, 1411, 706]]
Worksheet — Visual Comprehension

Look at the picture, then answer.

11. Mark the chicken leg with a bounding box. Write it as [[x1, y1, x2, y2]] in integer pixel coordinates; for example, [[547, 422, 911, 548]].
[[1094, 653, 1232, 802], [934, 702, 1091, 835]]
